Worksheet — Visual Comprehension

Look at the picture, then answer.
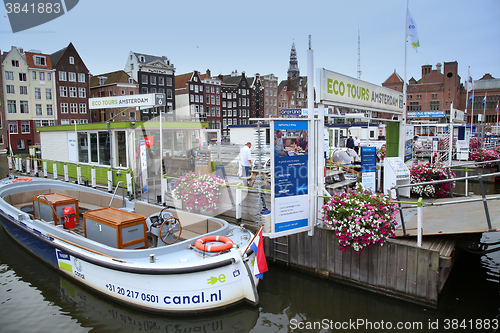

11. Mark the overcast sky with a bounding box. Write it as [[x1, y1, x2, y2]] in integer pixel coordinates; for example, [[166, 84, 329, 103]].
[[1, 0, 499, 87]]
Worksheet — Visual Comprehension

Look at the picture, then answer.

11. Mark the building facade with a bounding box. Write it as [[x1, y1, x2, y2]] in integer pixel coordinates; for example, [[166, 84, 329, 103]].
[[2, 46, 58, 153], [248, 73, 263, 120], [0, 50, 8, 153], [89, 70, 138, 123], [174, 70, 211, 122], [469, 74, 500, 125], [124, 52, 175, 121], [50, 42, 90, 125], [261, 73, 278, 118]]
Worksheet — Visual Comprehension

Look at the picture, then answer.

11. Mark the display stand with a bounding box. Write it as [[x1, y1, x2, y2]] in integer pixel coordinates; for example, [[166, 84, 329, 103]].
[[383, 157, 410, 199], [195, 150, 211, 175]]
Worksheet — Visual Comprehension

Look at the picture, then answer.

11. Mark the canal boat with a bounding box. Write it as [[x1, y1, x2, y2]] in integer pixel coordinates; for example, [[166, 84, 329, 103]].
[[0, 176, 260, 313]]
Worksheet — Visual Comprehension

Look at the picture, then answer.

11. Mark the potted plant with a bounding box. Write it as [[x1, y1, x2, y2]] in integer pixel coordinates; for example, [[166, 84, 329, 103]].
[[320, 184, 399, 253], [470, 147, 500, 169], [409, 162, 455, 198], [172, 172, 227, 213]]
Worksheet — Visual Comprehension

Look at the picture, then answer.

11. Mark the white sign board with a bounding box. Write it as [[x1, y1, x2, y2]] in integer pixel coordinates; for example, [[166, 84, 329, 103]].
[[89, 93, 165, 110], [67, 132, 77, 162], [453, 109, 465, 123], [318, 69, 404, 114]]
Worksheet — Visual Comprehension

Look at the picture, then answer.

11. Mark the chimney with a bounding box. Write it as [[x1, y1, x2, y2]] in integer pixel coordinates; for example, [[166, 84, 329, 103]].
[[422, 64, 432, 77], [206, 69, 211, 78], [436, 63, 442, 73]]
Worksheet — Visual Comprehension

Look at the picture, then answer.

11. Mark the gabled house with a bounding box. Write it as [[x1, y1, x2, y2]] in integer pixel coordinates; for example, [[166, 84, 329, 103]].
[[50, 42, 90, 125], [89, 70, 138, 123], [124, 52, 175, 121], [174, 70, 211, 122]]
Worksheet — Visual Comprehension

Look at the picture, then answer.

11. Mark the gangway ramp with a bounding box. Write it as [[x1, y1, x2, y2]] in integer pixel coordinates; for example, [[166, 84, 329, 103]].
[[394, 195, 500, 237]]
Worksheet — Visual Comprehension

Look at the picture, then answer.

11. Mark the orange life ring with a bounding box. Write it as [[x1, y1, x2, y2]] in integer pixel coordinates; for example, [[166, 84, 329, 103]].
[[194, 235, 233, 252], [12, 178, 32, 183]]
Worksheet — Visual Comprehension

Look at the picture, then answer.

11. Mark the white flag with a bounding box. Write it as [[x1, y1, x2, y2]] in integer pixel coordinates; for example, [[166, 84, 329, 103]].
[[467, 68, 474, 92], [407, 10, 420, 52]]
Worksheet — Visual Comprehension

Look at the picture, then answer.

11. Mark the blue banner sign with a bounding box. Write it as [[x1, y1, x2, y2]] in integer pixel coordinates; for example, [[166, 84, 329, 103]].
[[407, 111, 445, 118], [280, 109, 302, 116]]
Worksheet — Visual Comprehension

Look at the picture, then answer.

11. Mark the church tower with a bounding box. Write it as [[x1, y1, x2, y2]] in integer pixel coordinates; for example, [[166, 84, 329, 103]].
[[287, 42, 300, 79]]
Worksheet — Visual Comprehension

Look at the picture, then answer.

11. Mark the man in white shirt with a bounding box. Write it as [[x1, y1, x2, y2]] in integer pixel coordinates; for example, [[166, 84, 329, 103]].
[[354, 136, 360, 154], [240, 142, 252, 185]]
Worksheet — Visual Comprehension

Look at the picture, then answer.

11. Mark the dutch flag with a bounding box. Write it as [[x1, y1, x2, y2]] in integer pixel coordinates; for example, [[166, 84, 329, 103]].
[[250, 226, 268, 279]]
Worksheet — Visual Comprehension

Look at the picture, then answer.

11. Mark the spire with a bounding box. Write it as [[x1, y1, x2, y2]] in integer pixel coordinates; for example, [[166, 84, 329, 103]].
[[287, 42, 300, 79]]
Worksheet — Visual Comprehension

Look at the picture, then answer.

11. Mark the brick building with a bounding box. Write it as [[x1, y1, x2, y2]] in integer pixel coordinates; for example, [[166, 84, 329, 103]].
[[89, 70, 138, 123], [50, 42, 90, 125], [174, 70, 211, 122]]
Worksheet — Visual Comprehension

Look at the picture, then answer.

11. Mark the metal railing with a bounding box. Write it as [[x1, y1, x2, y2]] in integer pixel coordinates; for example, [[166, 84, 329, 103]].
[[392, 171, 500, 246]]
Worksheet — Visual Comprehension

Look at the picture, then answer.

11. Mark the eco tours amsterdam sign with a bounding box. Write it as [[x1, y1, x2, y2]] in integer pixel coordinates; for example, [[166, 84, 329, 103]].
[[318, 69, 404, 114], [89, 93, 166, 110]]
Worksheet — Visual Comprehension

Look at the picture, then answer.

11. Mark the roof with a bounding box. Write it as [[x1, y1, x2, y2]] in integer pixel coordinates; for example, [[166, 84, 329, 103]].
[[50, 45, 67, 67], [24, 51, 53, 69], [89, 70, 136, 87], [174, 70, 211, 90], [383, 70, 403, 84], [133, 52, 170, 65]]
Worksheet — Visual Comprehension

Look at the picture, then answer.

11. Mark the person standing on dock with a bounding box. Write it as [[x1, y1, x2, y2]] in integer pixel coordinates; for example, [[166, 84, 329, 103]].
[[346, 135, 355, 149], [354, 136, 360, 154], [240, 142, 252, 185]]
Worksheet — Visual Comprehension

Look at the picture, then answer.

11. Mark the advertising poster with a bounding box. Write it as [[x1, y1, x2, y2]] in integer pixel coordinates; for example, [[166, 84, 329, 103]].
[[404, 125, 414, 166], [272, 121, 309, 235], [361, 147, 377, 192]]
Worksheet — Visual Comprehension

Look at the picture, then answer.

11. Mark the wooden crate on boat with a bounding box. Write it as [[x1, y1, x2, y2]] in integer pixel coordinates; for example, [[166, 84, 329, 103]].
[[83, 207, 148, 249], [32, 193, 79, 226]]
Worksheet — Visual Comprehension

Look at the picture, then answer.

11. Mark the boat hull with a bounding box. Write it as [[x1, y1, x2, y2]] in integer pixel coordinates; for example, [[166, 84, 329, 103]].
[[0, 178, 259, 313]]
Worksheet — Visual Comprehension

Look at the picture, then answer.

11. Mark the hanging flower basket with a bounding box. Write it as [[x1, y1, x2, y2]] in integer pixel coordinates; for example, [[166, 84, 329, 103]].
[[409, 162, 455, 198], [172, 172, 227, 213], [320, 184, 399, 253]]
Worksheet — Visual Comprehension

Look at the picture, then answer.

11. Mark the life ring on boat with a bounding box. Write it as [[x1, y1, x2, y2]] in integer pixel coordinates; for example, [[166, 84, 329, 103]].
[[11, 177, 32, 183], [195, 235, 233, 252]]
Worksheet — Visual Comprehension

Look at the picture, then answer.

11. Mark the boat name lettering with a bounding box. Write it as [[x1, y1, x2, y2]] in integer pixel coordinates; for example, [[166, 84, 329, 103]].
[[105, 283, 159, 303], [163, 290, 222, 305], [74, 271, 85, 280]]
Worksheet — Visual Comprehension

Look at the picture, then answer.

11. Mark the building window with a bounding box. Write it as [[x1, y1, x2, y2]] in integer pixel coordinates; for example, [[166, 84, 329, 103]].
[[70, 103, 78, 113], [20, 86, 27, 95], [129, 91, 134, 95], [60, 86, 67, 97], [69, 56, 75, 64], [78, 87, 86, 98], [40, 72, 45, 80], [158, 77, 164, 85], [69, 87, 77, 97], [6, 85, 15, 94], [19, 73, 27, 81], [78, 73, 86, 83], [46, 88, 52, 99], [166, 77, 172, 86], [5, 71, 14, 80], [21, 121, 30, 134], [17, 139, 25, 150], [61, 103, 68, 113], [59, 71, 67, 81], [36, 104, 42, 115], [430, 100, 440, 111], [79, 104, 87, 113], [61, 119, 70, 125], [7, 100, 16, 113], [11, 60, 19, 67], [33, 71, 37, 80], [432, 93, 438, 99], [150, 76, 156, 85], [167, 89, 172, 99], [20, 101, 29, 113], [9, 121, 18, 134], [142, 75, 148, 84], [47, 104, 53, 115], [130, 112, 135, 119], [69, 72, 76, 82], [47, 73, 51, 81], [35, 88, 41, 99], [121, 90, 125, 95], [416, 94, 422, 99], [141, 87, 148, 94]]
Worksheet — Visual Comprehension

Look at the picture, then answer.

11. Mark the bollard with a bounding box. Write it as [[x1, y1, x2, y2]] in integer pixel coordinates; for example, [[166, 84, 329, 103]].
[[64, 164, 69, 182], [26, 158, 31, 174], [235, 183, 242, 222], [417, 197, 423, 247], [33, 159, 38, 177], [76, 165, 82, 185], [53, 162, 58, 180], [91, 167, 96, 188], [126, 171, 133, 197], [161, 176, 167, 205], [7, 155, 12, 170], [43, 160, 48, 178], [107, 168, 113, 192]]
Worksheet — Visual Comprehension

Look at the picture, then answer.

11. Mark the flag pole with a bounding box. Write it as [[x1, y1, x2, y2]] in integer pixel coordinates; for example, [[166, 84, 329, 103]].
[[243, 224, 263, 255], [465, 66, 469, 124], [399, 0, 409, 161]]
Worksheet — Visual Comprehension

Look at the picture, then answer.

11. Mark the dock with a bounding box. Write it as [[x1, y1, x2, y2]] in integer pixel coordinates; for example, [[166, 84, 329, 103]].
[[394, 194, 500, 237]]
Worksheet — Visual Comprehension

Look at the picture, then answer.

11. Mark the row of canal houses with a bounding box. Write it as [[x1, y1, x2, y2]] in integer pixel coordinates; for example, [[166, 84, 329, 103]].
[[1, 42, 306, 155]]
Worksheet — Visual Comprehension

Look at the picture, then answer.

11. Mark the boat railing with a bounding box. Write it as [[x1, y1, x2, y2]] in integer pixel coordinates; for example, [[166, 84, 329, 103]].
[[109, 181, 125, 208], [392, 171, 500, 246], [35, 194, 61, 223]]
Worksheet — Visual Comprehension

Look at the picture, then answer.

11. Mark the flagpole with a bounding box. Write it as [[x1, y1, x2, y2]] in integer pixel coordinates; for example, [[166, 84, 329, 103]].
[[243, 224, 263, 255], [465, 66, 469, 124], [399, 0, 409, 161]]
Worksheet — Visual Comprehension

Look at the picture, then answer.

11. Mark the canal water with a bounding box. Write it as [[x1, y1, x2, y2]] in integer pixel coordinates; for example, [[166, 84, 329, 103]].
[[1, 156, 500, 332]]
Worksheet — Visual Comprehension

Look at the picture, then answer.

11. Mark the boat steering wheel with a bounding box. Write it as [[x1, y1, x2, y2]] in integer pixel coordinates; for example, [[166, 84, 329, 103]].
[[158, 208, 182, 245]]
